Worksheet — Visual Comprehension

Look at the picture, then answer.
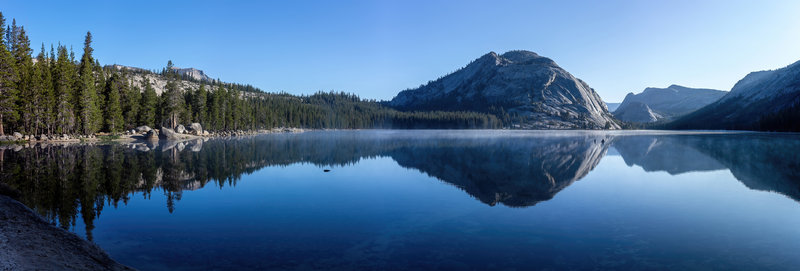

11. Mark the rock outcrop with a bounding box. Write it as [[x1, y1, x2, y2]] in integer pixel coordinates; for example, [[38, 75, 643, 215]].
[[188, 123, 203, 135], [136, 126, 153, 133], [389, 50, 619, 129], [615, 85, 726, 123], [159, 128, 199, 140], [668, 60, 800, 131], [145, 130, 159, 141], [170, 67, 212, 82], [605, 102, 621, 112], [613, 101, 662, 123]]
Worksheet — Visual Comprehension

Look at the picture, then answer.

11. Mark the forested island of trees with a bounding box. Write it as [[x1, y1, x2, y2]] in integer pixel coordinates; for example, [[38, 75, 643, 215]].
[[0, 12, 503, 139]]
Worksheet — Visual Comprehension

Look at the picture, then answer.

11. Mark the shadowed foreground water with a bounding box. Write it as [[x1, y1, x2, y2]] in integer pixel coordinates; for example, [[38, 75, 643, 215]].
[[1, 130, 799, 270]]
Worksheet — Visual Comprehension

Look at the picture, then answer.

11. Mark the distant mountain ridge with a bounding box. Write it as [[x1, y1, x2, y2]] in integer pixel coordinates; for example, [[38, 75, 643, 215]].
[[613, 101, 662, 123], [614, 85, 726, 123], [389, 50, 619, 129], [668, 60, 800, 131], [605, 102, 621, 112], [107, 64, 217, 96]]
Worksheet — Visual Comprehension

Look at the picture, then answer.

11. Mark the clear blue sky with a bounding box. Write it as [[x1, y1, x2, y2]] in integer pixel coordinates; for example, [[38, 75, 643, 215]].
[[4, 0, 800, 102]]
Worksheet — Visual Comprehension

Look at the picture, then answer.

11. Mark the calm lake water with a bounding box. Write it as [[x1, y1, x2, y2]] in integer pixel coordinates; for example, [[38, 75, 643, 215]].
[[2, 130, 800, 270]]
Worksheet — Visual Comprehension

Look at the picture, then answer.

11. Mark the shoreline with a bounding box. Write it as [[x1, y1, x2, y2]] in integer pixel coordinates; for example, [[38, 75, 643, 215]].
[[0, 127, 307, 149], [0, 128, 787, 150], [0, 189, 135, 271]]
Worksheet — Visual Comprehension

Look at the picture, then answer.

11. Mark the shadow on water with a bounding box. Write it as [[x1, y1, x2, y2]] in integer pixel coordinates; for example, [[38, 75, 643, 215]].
[[1, 131, 799, 239]]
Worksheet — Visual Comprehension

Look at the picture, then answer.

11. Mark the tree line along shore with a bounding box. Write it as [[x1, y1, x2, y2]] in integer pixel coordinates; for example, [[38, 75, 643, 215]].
[[0, 12, 505, 143]]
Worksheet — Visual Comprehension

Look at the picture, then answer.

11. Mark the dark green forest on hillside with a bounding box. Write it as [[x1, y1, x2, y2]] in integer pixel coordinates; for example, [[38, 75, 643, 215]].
[[0, 12, 501, 137]]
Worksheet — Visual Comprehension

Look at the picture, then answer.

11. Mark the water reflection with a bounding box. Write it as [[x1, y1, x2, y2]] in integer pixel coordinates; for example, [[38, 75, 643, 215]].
[[613, 134, 800, 201], [1, 131, 799, 240]]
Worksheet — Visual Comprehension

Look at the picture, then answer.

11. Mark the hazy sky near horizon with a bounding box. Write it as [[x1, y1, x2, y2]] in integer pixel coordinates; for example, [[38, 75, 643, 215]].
[[4, 0, 800, 102]]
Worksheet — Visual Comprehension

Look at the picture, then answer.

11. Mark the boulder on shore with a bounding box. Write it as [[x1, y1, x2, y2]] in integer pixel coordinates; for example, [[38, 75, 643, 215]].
[[188, 123, 203, 135], [145, 130, 159, 141], [38, 134, 48, 141], [176, 125, 187, 134], [160, 128, 179, 139], [12, 132, 23, 140], [136, 126, 153, 133]]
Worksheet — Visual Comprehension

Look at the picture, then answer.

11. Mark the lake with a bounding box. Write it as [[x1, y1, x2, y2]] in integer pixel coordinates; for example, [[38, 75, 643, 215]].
[[2, 130, 800, 270]]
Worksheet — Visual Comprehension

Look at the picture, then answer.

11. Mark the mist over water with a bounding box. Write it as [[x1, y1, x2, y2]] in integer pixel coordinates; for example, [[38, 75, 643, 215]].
[[2, 130, 799, 270]]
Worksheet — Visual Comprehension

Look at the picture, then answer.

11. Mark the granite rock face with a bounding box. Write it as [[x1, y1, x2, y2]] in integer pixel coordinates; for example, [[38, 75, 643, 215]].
[[613, 101, 662, 123], [389, 50, 619, 129], [668, 59, 800, 131], [614, 85, 726, 123]]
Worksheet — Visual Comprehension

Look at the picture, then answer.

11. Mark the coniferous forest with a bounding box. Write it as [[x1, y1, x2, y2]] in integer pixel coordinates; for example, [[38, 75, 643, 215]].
[[0, 12, 501, 137]]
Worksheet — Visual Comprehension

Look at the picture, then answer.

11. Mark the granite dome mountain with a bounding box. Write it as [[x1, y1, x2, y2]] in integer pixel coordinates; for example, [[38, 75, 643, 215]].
[[389, 50, 619, 129]]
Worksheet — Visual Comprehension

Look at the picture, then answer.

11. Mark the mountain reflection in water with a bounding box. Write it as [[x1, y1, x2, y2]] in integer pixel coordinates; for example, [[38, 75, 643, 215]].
[[0, 131, 799, 240]]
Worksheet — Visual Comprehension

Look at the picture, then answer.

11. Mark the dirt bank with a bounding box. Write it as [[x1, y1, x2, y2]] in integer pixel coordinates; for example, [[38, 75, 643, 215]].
[[0, 192, 135, 271]]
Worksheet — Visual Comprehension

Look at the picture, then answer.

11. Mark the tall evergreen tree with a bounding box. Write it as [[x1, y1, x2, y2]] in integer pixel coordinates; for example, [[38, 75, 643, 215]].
[[121, 76, 140, 130], [35, 44, 55, 134], [103, 73, 124, 132], [11, 25, 34, 134], [160, 78, 184, 129], [138, 78, 158, 127], [78, 31, 101, 134], [53, 44, 77, 134], [193, 84, 208, 125], [0, 12, 19, 135], [209, 84, 226, 130]]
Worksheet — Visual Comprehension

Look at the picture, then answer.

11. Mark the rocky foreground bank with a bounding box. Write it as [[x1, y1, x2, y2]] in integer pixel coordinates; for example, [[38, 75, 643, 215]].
[[0, 189, 135, 271]]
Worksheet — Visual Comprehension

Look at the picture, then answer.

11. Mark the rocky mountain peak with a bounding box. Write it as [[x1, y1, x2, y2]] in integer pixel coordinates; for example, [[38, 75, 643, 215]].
[[389, 50, 619, 129], [499, 50, 550, 64], [170, 67, 212, 82]]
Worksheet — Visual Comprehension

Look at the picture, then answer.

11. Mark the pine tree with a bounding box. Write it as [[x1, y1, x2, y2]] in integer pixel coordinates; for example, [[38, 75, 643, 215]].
[[209, 84, 226, 130], [193, 84, 208, 125], [35, 44, 55, 134], [0, 12, 19, 135], [11, 25, 34, 134], [121, 75, 140, 130], [54, 44, 77, 134], [93, 59, 106, 110], [103, 73, 124, 132], [160, 78, 184, 129], [78, 31, 101, 134], [138, 78, 157, 127]]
